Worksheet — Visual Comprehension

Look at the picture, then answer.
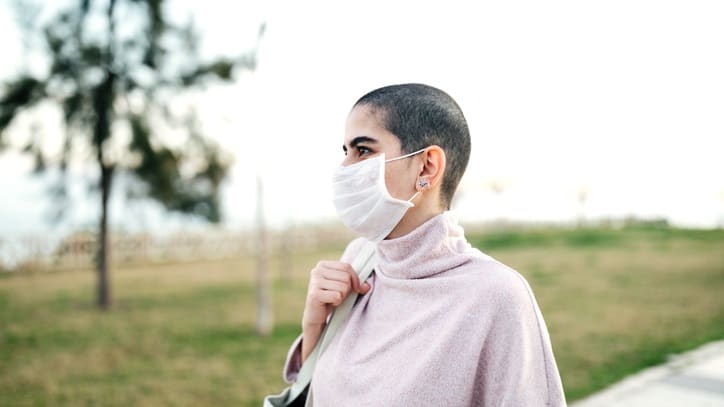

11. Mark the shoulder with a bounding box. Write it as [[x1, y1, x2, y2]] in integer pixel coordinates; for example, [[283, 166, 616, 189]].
[[458, 250, 537, 312]]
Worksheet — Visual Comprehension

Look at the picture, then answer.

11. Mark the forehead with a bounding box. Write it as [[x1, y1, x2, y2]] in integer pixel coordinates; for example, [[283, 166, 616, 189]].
[[343, 105, 400, 148]]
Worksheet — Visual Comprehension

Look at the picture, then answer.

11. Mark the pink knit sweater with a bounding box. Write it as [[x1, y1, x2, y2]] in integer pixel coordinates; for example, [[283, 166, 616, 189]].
[[283, 212, 566, 406]]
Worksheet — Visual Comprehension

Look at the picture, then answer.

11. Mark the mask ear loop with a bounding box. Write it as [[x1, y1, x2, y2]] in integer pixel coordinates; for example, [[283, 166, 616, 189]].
[[385, 147, 428, 163], [388, 147, 429, 204], [408, 177, 430, 203]]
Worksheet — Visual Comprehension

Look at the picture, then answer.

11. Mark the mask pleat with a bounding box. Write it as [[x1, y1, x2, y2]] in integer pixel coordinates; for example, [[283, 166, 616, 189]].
[[331, 149, 425, 241]]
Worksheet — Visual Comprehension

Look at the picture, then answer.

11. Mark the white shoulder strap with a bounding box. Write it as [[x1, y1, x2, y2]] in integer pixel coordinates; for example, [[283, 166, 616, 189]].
[[286, 240, 377, 405]]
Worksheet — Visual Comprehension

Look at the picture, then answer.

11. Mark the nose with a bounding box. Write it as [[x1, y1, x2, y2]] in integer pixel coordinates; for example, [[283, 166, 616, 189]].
[[341, 155, 357, 167]]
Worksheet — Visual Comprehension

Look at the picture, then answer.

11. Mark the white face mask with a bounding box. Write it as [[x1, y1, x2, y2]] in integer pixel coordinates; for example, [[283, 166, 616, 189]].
[[332, 148, 426, 242]]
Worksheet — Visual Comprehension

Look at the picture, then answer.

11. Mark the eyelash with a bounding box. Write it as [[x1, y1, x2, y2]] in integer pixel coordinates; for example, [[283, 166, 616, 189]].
[[344, 146, 373, 157], [357, 146, 372, 156]]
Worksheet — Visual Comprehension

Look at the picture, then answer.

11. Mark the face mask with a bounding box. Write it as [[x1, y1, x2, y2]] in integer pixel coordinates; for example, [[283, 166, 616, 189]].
[[332, 148, 426, 242]]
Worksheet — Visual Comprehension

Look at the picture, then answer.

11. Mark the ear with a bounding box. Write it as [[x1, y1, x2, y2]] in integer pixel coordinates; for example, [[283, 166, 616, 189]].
[[416, 146, 446, 191]]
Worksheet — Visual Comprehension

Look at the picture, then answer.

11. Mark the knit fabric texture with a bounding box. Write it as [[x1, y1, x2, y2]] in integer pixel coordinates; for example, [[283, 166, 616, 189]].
[[282, 211, 566, 406]]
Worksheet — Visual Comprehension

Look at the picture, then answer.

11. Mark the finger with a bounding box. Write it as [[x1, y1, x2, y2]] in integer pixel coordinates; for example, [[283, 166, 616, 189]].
[[315, 290, 344, 306], [359, 282, 371, 295], [319, 267, 360, 293], [316, 279, 349, 296], [348, 269, 361, 292]]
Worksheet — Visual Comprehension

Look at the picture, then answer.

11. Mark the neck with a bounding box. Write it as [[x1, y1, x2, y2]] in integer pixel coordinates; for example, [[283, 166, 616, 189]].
[[386, 196, 443, 239]]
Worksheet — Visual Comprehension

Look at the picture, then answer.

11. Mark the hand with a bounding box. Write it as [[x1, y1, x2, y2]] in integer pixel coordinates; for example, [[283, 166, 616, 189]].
[[302, 260, 371, 328]]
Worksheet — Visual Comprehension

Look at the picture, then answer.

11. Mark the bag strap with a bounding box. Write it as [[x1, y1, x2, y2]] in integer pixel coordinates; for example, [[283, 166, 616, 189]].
[[286, 240, 377, 403], [318, 243, 376, 354]]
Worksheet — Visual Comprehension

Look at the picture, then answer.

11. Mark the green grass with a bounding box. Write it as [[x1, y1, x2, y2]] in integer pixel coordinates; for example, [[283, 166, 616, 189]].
[[1, 227, 723, 405]]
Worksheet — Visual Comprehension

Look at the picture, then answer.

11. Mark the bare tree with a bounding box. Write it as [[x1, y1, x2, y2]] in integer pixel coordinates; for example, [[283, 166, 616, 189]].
[[0, 0, 262, 309]]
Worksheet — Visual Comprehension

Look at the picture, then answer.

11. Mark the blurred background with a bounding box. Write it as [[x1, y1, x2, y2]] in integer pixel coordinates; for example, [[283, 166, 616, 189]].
[[0, 0, 722, 406]]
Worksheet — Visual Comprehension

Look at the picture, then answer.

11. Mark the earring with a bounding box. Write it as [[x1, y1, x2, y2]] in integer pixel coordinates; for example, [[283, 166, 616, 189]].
[[418, 178, 430, 188]]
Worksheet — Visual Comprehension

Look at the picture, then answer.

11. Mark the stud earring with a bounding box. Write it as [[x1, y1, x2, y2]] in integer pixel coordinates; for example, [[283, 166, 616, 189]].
[[418, 178, 430, 188]]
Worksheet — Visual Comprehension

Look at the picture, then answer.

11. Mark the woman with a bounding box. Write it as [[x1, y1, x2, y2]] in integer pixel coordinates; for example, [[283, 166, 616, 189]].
[[281, 84, 566, 406]]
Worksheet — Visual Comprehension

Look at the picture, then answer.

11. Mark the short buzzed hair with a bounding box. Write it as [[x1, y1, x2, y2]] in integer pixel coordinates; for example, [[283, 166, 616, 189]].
[[354, 83, 471, 209]]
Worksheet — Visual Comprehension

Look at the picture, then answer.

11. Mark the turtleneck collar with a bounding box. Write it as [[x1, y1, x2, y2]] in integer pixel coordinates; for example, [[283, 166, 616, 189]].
[[375, 211, 473, 279]]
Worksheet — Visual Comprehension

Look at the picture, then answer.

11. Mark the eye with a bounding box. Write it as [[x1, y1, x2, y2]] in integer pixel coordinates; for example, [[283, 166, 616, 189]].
[[357, 146, 372, 156]]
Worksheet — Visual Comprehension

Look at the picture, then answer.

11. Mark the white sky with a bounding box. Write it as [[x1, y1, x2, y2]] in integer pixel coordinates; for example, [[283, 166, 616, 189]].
[[1, 0, 723, 239]]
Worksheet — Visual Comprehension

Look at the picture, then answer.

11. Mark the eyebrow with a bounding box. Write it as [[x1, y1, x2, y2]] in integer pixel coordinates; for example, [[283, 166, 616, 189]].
[[342, 136, 378, 153]]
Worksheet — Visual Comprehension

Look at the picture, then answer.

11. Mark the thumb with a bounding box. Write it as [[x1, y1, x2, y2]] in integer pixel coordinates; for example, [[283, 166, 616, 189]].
[[358, 282, 371, 294]]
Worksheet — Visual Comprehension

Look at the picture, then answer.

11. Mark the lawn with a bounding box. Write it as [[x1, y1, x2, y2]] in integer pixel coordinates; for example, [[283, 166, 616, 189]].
[[1, 226, 723, 406]]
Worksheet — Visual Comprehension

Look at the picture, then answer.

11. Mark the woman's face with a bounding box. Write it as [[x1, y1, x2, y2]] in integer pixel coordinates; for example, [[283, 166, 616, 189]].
[[342, 105, 421, 202]]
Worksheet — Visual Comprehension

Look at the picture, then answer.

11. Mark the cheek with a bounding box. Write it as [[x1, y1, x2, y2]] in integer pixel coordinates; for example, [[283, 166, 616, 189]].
[[384, 166, 416, 199]]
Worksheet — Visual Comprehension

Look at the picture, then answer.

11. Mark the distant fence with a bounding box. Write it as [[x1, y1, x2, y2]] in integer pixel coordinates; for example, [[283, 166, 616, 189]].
[[1, 217, 674, 272], [0, 225, 355, 272]]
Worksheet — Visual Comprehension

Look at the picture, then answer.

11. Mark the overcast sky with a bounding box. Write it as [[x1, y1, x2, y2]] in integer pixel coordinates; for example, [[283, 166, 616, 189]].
[[1, 0, 723, 239]]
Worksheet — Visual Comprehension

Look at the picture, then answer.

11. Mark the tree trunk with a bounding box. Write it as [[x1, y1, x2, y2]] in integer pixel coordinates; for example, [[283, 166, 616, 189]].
[[278, 223, 293, 283], [97, 164, 113, 310], [95, 0, 116, 310], [255, 174, 273, 335]]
